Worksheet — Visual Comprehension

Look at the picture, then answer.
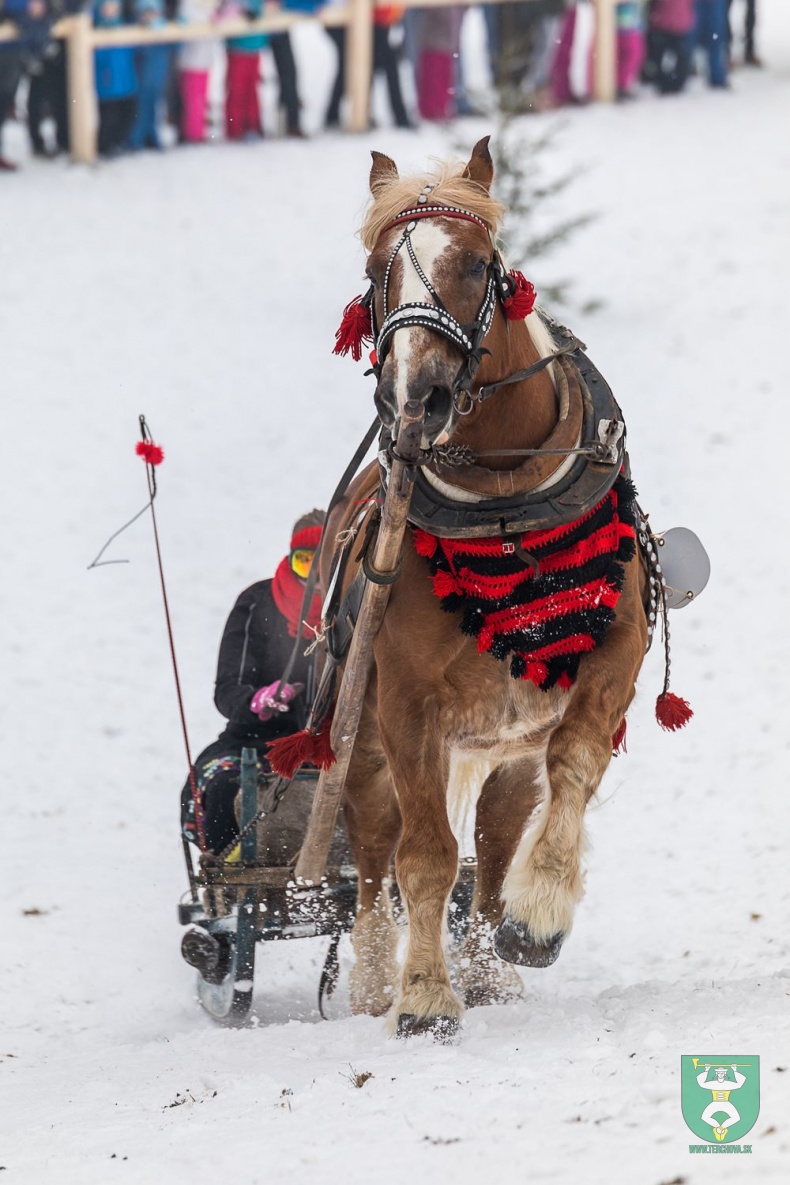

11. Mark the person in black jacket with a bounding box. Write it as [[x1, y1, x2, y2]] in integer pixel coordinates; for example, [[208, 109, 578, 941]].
[[182, 509, 324, 854]]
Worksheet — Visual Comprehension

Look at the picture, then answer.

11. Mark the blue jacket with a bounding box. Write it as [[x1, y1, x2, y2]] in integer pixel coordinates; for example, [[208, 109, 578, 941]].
[[94, 3, 137, 99]]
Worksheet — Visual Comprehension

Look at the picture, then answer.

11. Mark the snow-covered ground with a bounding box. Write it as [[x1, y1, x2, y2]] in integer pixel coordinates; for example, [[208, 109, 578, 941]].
[[2, 3, 790, 1181]]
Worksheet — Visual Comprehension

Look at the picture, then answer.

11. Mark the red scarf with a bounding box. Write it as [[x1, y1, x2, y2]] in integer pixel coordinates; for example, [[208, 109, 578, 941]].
[[272, 525, 323, 638]]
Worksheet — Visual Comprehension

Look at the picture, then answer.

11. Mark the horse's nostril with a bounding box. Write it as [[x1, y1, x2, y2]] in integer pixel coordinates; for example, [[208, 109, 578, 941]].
[[423, 385, 454, 426]]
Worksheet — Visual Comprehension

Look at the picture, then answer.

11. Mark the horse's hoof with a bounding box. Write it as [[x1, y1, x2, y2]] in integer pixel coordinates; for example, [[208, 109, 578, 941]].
[[396, 1012, 461, 1042], [493, 916, 564, 967]]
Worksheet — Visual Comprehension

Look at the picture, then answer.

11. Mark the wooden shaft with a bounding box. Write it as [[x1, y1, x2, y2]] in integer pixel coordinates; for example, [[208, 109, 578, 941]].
[[295, 403, 425, 884], [593, 0, 617, 103], [346, 0, 373, 133], [65, 14, 96, 164]]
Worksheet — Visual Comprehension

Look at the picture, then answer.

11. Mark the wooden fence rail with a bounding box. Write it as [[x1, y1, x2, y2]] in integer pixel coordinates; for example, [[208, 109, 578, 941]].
[[0, 0, 617, 164]]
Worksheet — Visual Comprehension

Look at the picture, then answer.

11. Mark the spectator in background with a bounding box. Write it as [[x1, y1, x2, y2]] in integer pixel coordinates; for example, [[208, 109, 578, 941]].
[[694, 0, 729, 87], [1, 0, 59, 166], [270, 0, 318, 138], [27, 0, 81, 158], [0, 0, 24, 169], [177, 0, 220, 143], [616, 1, 644, 98], [94, 0, 138, 155], [550, 0, 595, 106], [643, 0, 694, 93], [128, 0, 175, 148], [411, 5, 462, 121], [325, 1, 412, 130], [727, 0, 760, 66], [223, 0, 266, 140]]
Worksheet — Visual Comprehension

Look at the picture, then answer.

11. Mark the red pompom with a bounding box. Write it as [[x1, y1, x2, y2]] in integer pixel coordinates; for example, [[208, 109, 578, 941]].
[[432, 569, 460, 598], [267, 725, 336, 779], [135, 440, 164, 466], [333, 295, 373, 361], [502, 271, 537, 320], [612, 717, 627, 755], [655, 691, 693, 732], [412, 529, 438, 558]]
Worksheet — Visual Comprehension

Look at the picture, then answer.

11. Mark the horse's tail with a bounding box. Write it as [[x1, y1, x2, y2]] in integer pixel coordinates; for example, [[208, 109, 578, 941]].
[[446, 751, 495, 845]]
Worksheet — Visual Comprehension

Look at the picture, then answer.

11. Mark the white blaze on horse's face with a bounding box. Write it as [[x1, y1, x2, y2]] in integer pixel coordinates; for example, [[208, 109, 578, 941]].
[[379, 221, 458, 444], [392, 221, 451, 408]]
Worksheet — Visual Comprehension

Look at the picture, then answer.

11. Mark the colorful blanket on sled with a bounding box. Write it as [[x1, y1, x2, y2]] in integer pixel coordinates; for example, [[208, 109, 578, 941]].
[[412, 475, 638, 690]]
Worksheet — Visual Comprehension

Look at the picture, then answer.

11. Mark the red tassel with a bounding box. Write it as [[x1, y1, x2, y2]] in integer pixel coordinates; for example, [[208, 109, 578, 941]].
[[135, 440, 164, 466], [502, 271, 537, 320], [333, 296, 373, 361], [267, 725, 336, 779], [412, 529, 438, 558], [432, 569, 460, 598], [655, 691, 693, 732], [612, 717, 627, 755]]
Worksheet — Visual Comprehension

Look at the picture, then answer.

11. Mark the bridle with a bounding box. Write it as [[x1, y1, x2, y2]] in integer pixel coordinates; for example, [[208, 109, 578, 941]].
[[366, 191, 518, 415]]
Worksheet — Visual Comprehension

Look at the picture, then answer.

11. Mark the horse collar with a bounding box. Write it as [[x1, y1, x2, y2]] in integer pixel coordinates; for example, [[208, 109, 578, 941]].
[[378, 323, 629, 540]]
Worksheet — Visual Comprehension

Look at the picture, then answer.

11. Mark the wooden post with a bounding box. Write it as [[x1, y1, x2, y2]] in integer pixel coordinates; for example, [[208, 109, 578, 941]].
[[345, 0, 373, 132], [593, 0, 617, 103], [65, 13, 97, 164], [294, 402, 425, 885]]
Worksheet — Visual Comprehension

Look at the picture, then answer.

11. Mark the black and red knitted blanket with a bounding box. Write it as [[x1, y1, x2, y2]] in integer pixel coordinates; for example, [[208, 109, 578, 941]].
[[412, 475, 638, 690]]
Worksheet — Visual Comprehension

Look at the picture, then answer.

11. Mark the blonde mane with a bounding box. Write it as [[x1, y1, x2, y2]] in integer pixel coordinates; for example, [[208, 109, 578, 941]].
[[360, 160, 507, 251]]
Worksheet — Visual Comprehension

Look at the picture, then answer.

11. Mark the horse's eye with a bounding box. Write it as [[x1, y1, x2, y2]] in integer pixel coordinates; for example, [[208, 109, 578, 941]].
[[469, 258, 487, 278], [365, 270, 378, 288]]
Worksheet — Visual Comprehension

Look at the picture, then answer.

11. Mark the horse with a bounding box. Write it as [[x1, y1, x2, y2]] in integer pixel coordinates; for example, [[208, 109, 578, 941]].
[[320, 137, 651, 1038]]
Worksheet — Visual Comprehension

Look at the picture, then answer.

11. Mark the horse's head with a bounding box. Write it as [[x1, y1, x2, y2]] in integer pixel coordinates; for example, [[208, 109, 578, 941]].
[[360, 138, 508, 446]]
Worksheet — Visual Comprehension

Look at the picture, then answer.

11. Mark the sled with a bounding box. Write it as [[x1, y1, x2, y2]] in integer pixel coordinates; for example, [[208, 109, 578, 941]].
[[178, 748, 476, 1026]]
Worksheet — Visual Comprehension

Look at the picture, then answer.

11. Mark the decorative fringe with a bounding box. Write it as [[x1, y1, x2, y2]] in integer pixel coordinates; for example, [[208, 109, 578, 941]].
[[412, 528, 438, 558], [415, 476, 637, 691], [655, 691, 693, 732], [612, 718, 627, 755], [267, 723, 336, 779], [503, 271, 537, 320], [135, 440, 164, 466], [333, 294, 373, 361], [432, 569, 460, 598]]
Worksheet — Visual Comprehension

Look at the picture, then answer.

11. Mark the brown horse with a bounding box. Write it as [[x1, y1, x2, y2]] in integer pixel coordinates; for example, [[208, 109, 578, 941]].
[[324, 138, 648, 1038]]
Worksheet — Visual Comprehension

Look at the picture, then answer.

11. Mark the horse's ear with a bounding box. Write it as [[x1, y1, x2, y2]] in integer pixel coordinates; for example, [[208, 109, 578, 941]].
[[463, 136, 494, 191], [370, 151, 399, 194]]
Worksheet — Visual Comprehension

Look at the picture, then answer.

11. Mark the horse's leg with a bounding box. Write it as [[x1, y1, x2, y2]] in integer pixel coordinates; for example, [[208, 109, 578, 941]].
[[380, 718, 462, 1038], [495, 603, 647, 966], [345, 700, 402, 1017], [456, 759, 542, 1006]]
